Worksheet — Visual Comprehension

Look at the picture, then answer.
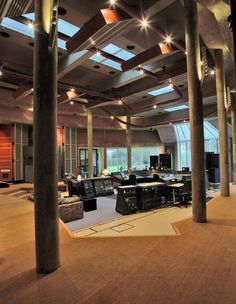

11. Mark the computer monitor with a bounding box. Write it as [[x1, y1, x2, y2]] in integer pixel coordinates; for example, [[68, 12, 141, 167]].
[[120, 171, 126, 179], [182, 167, 189, 172]]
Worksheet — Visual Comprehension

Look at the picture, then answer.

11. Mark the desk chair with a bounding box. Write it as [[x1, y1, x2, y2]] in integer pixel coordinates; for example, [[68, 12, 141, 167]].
[[176, 180, 192, 208]]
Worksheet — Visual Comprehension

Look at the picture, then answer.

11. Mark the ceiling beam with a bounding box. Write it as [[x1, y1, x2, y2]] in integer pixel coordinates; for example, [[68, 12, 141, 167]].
[[12, 84, 33, 101], [121, 44, 174, 72], [66, 8, 131, 54]]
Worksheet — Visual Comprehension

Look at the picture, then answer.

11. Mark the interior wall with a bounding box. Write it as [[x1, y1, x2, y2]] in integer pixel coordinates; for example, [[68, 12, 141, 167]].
[[0, 124, 13, 181]]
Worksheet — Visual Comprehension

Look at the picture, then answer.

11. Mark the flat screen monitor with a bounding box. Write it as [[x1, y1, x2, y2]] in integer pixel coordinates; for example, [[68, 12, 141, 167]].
[[159, 154, 172, 169], [182, 167, 189, 172]]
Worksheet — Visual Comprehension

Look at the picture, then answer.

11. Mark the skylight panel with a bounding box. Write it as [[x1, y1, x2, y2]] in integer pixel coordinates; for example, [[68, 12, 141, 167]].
[[165, 105, 188, 112], [148, 86, 174, 96], [24, 13, 80, 37], [102, 59, 122, 71], [116, 49, 134, 60], [90, 54, 106, 63], [1, 17, 34, 38], [102, 43, 120, 54]]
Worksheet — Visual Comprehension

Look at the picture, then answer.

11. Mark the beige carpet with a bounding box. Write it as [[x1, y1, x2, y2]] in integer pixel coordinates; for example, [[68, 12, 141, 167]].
[[0, 186, 236, 304]]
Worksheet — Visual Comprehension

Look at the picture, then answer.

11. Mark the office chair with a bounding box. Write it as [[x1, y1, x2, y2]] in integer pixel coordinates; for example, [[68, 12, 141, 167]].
[[129, 174, 137, 185], [153, 174, 159, 181], [176, 180, 192, 208]]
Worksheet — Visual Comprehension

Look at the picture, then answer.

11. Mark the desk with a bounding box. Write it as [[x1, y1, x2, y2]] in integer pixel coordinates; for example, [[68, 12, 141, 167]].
[[168, 183, 184, 204]]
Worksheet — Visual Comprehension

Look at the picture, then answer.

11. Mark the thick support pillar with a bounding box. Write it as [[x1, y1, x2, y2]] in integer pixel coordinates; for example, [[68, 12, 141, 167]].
[[232, 106, 236, 184], [87, 110, 93, 178], [215, 49, 230, 196], [127, 116, 132, 170], [228, 0, 236, 184], [184, 0, 206, 222], [33, 0, 60, 273]]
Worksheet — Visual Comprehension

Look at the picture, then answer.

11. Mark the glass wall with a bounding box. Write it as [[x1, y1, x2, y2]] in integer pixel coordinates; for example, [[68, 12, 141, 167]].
[[131, 147, 161, 170], [107, 148, 127, 173], [106, 147, 161, 172], [174, 121, 219, 170]]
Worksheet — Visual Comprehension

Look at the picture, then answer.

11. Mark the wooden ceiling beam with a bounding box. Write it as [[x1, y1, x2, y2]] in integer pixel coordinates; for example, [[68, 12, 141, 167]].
[[12, 84, 33, 101]]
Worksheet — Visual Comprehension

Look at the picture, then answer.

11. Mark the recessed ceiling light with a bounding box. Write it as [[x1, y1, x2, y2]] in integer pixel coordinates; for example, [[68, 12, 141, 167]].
[[118, 99, 123, 105], [70, 100, 74, 105], [94, 65, 100, 69], [153, 105, 157, 109], [96, 50, 101, 56], [29, 42, 34, 47], [70, 87, 75, 92], [127, 45, 135, 50], [109, 71, 116, 75], [141, 18, 149, 29], [0, 71, 2, 76], [28, 22, 34, 29], [169, 122, 172, 125], [165, 35, 173, 44], [111, 116, 114, 119]]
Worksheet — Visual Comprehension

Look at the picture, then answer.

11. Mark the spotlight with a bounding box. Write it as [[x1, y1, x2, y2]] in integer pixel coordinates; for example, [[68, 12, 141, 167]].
[[28, 22, 34, 29], [118, 99, 123, 105], [169, 122, 172, 125], [111, 116, 114, 120], [139, 68, 144, 75], [0, 71, 2, 76], [109, 0, 117, 5], [96, 50, 101, 56], [140, 18, 149, 29], [153, 105, 157, 109], [70, 87, 75, 92], [200, 61, 203, 66], [183, 120, 186, 123], [210, 69, 215, 76], [165, 35, 172, 44], [185, 51, 187, 55], [169, 82, 174, 88], [31, 88, 34, 92], [70, 100, 74, 105]]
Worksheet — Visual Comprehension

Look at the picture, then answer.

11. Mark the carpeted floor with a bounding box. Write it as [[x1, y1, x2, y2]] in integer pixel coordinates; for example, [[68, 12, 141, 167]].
[[0, 186, 236, 303]]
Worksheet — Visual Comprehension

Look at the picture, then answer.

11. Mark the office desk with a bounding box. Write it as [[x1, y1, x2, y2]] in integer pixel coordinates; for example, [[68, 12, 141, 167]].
[[168, 183, 184, 204]]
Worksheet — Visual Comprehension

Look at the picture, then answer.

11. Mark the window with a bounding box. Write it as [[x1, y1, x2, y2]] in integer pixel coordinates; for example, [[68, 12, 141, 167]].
[[90, 43, 135, 71], [107, 148, 127, 173], [165, 105, 189, 112], [131, 147, 161, 170], [174, 121, 219, 170]]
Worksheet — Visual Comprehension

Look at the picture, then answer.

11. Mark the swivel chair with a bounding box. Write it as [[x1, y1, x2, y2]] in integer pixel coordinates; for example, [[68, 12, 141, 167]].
[[176, 179, 192, 208]]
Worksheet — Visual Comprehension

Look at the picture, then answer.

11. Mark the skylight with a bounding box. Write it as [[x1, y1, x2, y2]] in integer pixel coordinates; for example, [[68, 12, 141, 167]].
[[165, 105, 189, 112], [24, 13, 80, 37], [0, 13, 80, 50], [148, 86, 174, 96], [90, 43, 135, 71]]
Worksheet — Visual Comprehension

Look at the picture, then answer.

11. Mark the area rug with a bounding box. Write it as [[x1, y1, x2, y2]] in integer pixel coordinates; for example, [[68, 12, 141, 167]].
[[66, 196, 122, 232]]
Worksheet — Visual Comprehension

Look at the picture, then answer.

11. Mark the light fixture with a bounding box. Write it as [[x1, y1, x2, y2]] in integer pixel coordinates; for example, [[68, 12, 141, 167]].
[[109, 0, 117, 5], [140, 17, 149, 29], [200, 61, 203, 66], [169, 122, 172, 125], [185, 51, 187, 55], [183, 120, 186, 123], [139, 68, 144, 75], [28, 22, 34, 29], [0, 71, 2, 76], [70, 100, 74, 105], [169, 82, 174, 88], [31, 88, 34, 92], [210, 69, 215, 76], [153, 105, 157, 109], [96, 50, 101, 56], [111, 116, 114, 120], [165, 35, 172, 44], [118, 99, 123, 105], [70, 87, 75, 92]]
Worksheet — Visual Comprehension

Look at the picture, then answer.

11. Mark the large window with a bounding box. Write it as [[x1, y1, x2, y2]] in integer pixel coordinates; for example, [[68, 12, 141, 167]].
[[131, 147, 161, 170], [174, 121, 219, 170], [107, 148, 127, 173]]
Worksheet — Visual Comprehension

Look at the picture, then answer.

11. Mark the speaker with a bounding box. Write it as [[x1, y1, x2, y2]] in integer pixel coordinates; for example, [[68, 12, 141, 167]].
[[159, 154, 172, 169], [208, 168, 220, 183], [150, 155, 159, 169], [116, 186, 137, 215]]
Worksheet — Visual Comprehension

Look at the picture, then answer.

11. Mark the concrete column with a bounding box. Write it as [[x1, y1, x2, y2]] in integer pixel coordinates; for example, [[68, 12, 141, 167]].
[[126, 116, 132, 170], [33, 0, 60, 273], [87, 110, 93, 178], [184, 0, 206, 223], [228, 0, 236, 184], [215, 49, 230, 196], [103, 146, 107, 170]]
